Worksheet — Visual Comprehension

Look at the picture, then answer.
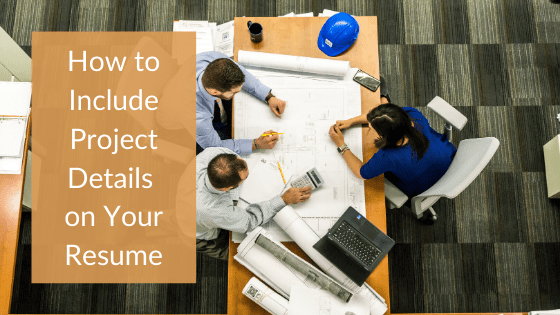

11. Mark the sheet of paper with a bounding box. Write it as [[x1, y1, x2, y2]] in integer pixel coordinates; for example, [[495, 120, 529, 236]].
[[234, 58, 365, 238], [321, 9, 355, 17], [240, 153, 292, 204], [321, 9, 339, 17], [174, 20, 208, 29], [209, 22, 217, 47], [238, 50, 350, 78], [0, 82, 32, 116], [0, 118, 27, 157], [0, 156, 23, 174], [173, 20, 215, 54], [280, 12, 313, 17], [288, 286, 369, 315], [243, 277, 289, 315], [529, 310, 560, 315], [215, 21, 234, 57], [194, 28, 215, 54]]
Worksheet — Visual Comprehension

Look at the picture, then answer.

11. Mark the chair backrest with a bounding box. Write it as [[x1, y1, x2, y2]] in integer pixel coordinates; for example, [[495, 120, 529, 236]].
[[410, 137, 499, 217], [416, 137, 500, 200], [115, 36, 180, 131]]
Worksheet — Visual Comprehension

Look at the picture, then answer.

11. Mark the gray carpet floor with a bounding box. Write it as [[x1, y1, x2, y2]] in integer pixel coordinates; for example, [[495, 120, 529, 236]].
[[3, 0, 560, 313]]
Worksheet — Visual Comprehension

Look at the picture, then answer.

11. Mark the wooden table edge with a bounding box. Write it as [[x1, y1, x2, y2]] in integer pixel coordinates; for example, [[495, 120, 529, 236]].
[[0, 112, 31, 314]]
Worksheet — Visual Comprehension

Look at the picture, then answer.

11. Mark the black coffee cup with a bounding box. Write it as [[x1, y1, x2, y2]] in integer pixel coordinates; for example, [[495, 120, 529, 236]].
[[247, 21, 263, 43]]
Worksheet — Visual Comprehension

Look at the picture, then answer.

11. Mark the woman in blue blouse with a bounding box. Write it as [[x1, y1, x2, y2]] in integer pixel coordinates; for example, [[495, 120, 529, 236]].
[[329, 97, 456, 223]]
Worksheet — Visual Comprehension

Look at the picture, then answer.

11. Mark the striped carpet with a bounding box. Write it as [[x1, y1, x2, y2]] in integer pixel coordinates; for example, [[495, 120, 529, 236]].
[[3, 0, 560, 313]]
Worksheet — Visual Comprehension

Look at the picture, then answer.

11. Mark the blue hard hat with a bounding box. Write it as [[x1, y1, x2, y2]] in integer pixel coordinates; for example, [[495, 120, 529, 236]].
[[318, 12, 359, 57]]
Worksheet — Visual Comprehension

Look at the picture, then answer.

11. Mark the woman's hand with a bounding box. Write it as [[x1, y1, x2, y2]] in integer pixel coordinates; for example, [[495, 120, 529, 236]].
[[335, 119, 353, 130], [329, 124, 346, 147]]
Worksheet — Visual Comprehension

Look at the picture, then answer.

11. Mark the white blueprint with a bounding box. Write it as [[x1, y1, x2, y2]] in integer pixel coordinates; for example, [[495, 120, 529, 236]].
[[234, 67, 366, 240], [238, 51, 350, 78]]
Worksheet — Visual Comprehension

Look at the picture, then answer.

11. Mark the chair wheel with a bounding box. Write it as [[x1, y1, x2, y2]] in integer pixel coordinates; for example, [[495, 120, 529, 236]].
[[419, 211, 436, 225]]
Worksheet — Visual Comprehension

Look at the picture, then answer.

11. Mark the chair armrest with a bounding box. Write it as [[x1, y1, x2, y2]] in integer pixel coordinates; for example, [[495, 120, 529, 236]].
[[384, 178, 408, 208], [152, 139, 195, 165], [427, 96, 467, 131]]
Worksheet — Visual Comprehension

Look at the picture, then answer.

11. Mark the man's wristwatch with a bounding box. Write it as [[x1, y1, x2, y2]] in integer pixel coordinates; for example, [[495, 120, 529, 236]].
[[337, 144, 349, 155], [265, 91, 275, 104]]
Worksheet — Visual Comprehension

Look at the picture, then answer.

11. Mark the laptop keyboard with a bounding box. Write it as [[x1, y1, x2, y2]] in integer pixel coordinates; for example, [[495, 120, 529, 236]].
[[330, 221, 382, 268]]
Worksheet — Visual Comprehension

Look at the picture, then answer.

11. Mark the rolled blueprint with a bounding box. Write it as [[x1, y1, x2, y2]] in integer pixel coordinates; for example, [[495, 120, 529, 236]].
[[243, 277, 289, 315], [273, 206, 389, 315], [237, 227, 359, 301], [234, 255, 289, 300], [238, 51, 350, 77], [255, 234, 353, 302]]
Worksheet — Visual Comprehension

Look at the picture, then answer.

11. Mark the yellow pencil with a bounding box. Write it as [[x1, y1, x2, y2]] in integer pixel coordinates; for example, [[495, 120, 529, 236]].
[[261, 133, 284, 137], [277, 161, 286, 184]]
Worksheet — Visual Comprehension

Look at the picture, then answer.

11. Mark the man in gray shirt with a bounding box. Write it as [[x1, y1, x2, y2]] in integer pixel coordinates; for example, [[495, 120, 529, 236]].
[[196, 147, 312, 260]]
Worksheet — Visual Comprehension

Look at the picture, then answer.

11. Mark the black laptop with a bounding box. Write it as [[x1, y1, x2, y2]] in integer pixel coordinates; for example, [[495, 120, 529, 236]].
[[313, 206, 395, 286]]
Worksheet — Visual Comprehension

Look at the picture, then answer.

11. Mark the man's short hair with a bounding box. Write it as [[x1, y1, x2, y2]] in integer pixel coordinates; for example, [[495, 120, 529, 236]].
[[207, 153, 248, 189], [201, 58, 245, 92]]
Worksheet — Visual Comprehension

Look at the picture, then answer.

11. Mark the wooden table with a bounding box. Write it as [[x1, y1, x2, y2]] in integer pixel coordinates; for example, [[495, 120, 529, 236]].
[[0, 116, 31, 315], [227, 16, 387, 315]]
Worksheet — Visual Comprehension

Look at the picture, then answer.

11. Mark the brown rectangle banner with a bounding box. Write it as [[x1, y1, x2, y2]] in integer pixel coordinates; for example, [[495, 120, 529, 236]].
[[32, 32, 197, 283]]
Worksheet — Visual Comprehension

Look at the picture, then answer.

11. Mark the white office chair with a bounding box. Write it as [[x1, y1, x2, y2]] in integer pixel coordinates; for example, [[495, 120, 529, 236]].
[[385, 96, 500, 221]]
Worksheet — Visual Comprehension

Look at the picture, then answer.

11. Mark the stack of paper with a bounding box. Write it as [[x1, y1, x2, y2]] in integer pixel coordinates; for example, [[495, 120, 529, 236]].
[[279, 12, 314, 17], [0, 81, 31, 174], [529, 310, 560, 315], [318, 9, 353, 17], [173, 20, 234, 58]]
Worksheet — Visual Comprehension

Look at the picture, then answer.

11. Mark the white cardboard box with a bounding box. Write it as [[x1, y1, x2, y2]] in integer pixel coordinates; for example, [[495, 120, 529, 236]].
[[544, 135, 560, 199]]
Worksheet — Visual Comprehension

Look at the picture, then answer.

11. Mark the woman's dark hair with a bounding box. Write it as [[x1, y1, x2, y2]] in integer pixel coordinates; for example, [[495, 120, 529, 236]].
[[207, 153, 248, 189], [366, 104, 430, 160]]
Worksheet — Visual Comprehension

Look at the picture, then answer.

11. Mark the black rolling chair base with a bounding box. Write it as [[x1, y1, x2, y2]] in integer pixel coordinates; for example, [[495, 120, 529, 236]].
[[418, 207, 437, 225]]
